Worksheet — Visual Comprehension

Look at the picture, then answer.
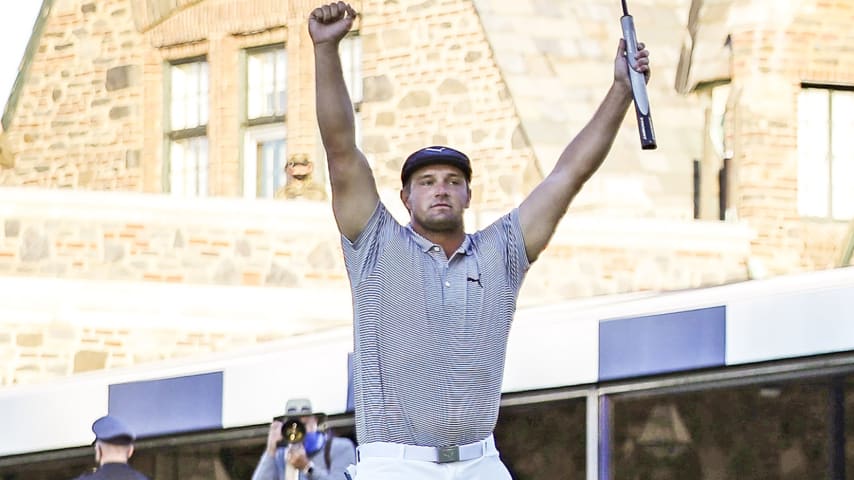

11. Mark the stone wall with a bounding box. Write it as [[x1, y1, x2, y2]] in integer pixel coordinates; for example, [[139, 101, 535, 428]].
[[138, 0, 303, 196], [138, 0, 544, 203], [2, 0, 849, 277], [0, 274, 353, 387], [518, 212, 753, 305], [357, 0, 539, 210], [474, 0, 704, 218], [0, 0, 145, 190], [725, 0, 854, 274], [0, 188, 345, 288], [1, 0, 540, 206], [8, 0, 845, 389], [0, 188, 753, 386]]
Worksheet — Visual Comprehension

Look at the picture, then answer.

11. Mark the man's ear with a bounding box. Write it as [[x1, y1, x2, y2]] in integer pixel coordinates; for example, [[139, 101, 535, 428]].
[[127, 444, 134, 459], [400, 188, 410, 211], [464, 185, 472, 208]]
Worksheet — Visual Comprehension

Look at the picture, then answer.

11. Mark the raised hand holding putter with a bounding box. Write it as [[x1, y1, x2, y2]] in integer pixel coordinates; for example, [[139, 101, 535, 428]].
[[620, 0, 657, 149]]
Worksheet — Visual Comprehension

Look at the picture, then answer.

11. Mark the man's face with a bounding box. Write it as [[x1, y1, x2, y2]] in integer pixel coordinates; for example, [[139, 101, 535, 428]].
[[301, 415, 319, 433], [401, 164, 471, 233]]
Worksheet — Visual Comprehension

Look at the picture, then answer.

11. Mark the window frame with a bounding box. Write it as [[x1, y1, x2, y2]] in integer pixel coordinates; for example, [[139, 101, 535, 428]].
[[164, 56, 210, 196], [798, 83, 854, 221], [241, 44, 288, 199], [242, 123, 286, 199], [244, 43, 287, 125]]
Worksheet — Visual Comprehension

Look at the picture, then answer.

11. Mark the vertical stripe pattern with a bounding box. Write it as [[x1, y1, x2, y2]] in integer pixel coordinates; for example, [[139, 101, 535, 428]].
[[342, 203, 530, 447]]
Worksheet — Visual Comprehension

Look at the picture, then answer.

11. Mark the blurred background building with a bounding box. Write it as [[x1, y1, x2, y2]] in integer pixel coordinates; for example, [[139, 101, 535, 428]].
[[0, 0, 852, 479]]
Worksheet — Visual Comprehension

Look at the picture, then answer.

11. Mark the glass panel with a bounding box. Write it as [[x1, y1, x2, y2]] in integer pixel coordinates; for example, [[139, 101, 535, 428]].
[[247, 47, 286, 120], [609, 379, 831, 480], [276, 48, 287, 114], [170, 137, 209, 197], [197, 137, 209, 196], [845, 374, 854, 477], [709, 84, 730, 158], [256, 138, 286, 198], [341, 36, 362, 104], [0, 455, 94, 480], [170, 65, 186, 130], [494, 398, 586, 480], [244, 125, 286, 198], [199, 62, 209, 126], [170, 61, 209, 130], [354, 106, 362, 149], [831, 90, 854, 220], [247, 53, 262, 120], [0, 423, 361, 480], [797, 89, 830, 218]]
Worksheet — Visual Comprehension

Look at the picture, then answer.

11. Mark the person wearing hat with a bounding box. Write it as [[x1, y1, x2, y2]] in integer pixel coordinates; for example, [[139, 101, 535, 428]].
[[73, 415, 149, 480], [251, 398, 356, 480], [309, 2, 651, 479]]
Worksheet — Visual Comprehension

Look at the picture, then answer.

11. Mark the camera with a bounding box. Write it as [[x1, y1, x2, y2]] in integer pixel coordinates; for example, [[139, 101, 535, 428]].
[[281, 418, 306, 444]]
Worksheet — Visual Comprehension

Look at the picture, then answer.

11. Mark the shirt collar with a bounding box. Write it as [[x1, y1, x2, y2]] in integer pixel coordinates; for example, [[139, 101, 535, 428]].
[[405, 223, 474, 256]]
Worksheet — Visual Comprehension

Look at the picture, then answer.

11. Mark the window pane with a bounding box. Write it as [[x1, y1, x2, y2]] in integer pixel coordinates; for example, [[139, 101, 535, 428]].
[[354, 106, 362, 149], [197, 137, 208, 196], [170, 66, 187, 130], [341, 36, 362, 104], [244, 125, 286, 199], [199, 62, 209, 126], [831, 91, 854, 220], [610, 379, 831, 480], [170, 140, 186, 196], [170, 137, 208, 197], [276, 49, 287, 113], [797, 89, 830, 217], [256, 138, 286, 198], [247, 47, 286, 119], [170, 61, 209, 130], [247, 54, 262, 119], [0, 422, 361, 480], [494, 398, 586, 479], [709, 84, 730, 158], [846, 375, 854, 476]]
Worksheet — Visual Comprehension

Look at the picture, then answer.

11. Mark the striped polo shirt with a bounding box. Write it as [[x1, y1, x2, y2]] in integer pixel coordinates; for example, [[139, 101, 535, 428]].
[[341, 202, 530, 447]]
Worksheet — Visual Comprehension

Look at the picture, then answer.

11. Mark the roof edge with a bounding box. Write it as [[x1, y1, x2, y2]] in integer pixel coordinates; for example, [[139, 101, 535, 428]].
[[674, 0, 704, 94], [1, 0, 53, 132]]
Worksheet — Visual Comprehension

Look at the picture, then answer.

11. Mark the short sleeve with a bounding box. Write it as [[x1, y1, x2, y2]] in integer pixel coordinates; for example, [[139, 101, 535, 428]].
[[476, 208, 530, 293], [340, 202, 396, 286]]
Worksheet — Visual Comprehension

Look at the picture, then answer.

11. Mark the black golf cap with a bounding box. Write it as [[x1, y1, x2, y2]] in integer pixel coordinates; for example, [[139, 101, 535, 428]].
[[400, 146, 472, 187]]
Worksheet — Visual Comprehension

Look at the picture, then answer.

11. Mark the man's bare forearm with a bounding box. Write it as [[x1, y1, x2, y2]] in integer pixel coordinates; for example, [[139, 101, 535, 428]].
[[518, 82, 633, 261], [314, 42, 357, 156]]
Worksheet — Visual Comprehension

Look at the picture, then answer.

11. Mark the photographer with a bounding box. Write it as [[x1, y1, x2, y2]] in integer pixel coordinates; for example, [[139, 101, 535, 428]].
[[251, 398, 356, 480]]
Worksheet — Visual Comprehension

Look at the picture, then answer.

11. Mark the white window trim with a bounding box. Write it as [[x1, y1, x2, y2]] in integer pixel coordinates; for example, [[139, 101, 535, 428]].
[[243, 124, 286, 199], [797, 86, 854, 220]]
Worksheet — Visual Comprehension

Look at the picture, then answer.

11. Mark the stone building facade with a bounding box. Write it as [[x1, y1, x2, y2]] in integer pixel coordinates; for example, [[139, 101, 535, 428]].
[[0, 0, 851, 386], [679, 0, 854, 274]]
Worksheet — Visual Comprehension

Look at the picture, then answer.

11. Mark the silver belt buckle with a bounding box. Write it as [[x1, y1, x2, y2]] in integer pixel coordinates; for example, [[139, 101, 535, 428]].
[[437, 445, 460, 463]]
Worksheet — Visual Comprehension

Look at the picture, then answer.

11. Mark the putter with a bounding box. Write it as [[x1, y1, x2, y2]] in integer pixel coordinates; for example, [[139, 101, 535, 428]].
[[620, 0, 657, 149]]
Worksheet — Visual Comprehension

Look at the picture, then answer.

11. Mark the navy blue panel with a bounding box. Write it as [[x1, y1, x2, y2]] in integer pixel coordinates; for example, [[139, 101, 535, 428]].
[[598, 306, 726, 381], [108, 372, 223, 438]]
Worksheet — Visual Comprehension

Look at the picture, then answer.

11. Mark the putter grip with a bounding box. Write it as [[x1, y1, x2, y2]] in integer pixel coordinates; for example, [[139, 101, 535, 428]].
[[620, 15, 657, 150]]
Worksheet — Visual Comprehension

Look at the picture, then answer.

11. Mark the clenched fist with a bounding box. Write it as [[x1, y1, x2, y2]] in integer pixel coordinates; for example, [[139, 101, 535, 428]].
[[309, 2, 358, 46]]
